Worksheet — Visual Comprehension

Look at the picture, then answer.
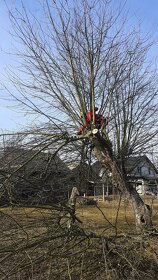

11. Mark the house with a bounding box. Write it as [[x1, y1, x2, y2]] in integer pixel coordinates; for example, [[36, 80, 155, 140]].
[[92, 161, 115, 199], [70, 162, 99, 195], [0, 146, 71, 205], [125, 156, 158, 195], [91, 155, 158, 197]]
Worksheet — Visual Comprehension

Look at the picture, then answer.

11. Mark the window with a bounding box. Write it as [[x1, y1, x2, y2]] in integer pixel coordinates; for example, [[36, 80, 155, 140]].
[[148, 168, 151, 175], [137, 167, 142, 174]]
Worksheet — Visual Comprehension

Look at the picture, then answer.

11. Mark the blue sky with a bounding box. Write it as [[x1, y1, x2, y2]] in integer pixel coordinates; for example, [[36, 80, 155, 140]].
[[0, 0, 158, 131], [127, 0, 158, 42]]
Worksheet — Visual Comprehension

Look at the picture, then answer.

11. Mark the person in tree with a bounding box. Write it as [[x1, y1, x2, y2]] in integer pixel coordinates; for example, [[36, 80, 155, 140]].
[[95, 112, 109, 131], [77, 107, 109, 135], [77, 108, 113, 158]]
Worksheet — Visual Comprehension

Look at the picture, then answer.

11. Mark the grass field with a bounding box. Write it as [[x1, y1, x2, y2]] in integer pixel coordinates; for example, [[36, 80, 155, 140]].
[[0, 195, 158, 279], [77, 195, 158, 234]]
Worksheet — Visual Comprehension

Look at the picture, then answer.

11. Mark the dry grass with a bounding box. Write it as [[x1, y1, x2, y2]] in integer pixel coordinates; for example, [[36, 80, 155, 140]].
[[77, 195, 158, 234], [0, 195, 158, 279]]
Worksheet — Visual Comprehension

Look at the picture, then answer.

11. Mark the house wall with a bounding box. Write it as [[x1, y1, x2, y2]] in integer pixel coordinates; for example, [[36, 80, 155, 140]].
[[130, 161, 157, 178]]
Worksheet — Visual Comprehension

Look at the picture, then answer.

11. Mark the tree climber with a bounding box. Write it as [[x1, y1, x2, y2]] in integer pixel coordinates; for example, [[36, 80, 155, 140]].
[[77, 107, 109, 135]]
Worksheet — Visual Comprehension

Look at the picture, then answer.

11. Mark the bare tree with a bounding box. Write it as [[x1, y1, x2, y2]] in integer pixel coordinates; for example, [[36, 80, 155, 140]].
[[1, 0, 158, 231], [109, 37, 158, 160]]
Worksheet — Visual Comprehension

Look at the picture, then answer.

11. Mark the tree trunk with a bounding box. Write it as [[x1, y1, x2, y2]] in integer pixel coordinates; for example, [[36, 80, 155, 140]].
[[67, 187, 79, 229], [129, 187, 152, 232], [91, 133, 152, 232]]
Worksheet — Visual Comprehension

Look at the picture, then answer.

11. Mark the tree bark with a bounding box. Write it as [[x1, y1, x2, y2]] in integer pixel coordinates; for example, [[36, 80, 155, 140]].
[[91, 133, 152, 232], [67, 187, 79, 229]]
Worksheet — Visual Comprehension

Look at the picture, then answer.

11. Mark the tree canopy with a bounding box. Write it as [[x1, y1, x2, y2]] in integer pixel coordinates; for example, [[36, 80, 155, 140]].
[[1, 0, 157, 162]]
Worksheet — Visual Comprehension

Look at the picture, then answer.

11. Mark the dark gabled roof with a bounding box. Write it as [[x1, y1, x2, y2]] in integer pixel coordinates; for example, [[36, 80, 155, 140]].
[[0, 146, 70, 175], [91, 161, 102, 175], [70, 162, 99, 182], [125, 156, 158, 174], [92, 156, 158, 176]]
